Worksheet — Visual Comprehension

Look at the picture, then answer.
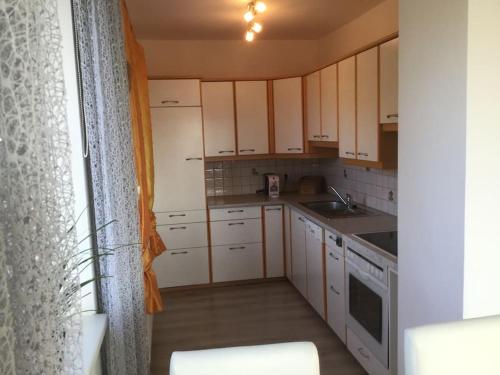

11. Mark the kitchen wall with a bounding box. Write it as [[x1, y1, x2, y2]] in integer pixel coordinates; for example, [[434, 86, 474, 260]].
[[205, 159, 322, 196], [320, 159, 397, 216]]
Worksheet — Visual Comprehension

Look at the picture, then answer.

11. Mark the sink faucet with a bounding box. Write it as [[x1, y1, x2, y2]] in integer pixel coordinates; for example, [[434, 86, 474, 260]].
[[328, 185, 352, 208]]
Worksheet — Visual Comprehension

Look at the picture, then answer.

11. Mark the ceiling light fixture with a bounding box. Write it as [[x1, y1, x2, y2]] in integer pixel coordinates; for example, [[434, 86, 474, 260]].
[[243, 1, 266, 42]]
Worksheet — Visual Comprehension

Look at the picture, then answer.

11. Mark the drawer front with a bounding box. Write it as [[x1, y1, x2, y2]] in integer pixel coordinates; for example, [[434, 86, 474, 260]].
[[209, 206, 261, 221], [326, 246, 345, 290], [347, 329, 388, 375], [212, 243, 263, 282], [210, 218, 262, 246], [153, 247, 209, 288], [156, 210, 207, 225], [157, 222, 208, 250], [325, 229, 344, 255], [148, 79, 201, 107]]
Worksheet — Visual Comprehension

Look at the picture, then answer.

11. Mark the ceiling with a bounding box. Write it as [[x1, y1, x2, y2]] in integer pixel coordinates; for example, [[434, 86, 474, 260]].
[[125, 0, 385, 40]]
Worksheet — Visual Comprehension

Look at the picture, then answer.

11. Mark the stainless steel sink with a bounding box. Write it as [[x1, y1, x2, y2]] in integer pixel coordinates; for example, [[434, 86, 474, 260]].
[[301, 200, 372, 219]]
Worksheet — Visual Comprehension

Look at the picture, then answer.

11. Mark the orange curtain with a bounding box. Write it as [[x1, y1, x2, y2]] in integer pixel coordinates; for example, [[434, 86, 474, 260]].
[[121, 1, 167, 314]]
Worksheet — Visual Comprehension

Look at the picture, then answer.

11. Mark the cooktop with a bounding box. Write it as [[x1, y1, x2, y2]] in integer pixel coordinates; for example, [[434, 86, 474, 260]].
[[355, 231, 398, 257]]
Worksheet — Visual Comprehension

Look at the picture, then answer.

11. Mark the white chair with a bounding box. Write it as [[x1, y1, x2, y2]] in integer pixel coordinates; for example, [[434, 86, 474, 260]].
[[405, 314, 500, 375], [170, 341, 320, 375]]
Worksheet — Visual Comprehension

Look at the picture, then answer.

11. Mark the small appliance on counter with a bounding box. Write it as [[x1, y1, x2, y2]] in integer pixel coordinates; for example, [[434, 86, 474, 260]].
[[298, 176, 325, 195], [267, 174, 279, 198]]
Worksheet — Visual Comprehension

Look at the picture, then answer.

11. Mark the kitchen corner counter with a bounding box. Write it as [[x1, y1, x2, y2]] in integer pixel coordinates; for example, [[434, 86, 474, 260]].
[[207, 193, 397, 236]]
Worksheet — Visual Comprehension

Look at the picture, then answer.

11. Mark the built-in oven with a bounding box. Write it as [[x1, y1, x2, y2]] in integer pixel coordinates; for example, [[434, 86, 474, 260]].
[[345, 237, 390, 368]]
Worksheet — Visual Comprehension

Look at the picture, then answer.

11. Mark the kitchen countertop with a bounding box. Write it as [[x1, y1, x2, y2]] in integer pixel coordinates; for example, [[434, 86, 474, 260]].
[[206, 193, 397, 237]]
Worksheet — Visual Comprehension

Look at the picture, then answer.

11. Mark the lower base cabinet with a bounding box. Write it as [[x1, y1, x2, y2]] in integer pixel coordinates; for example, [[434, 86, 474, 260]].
[[305, 220, 325, 318], [153, 247, 210, 288], [347, 328, 388, 375], [326, 244, 346, 343], [212, 243, 264, 282]]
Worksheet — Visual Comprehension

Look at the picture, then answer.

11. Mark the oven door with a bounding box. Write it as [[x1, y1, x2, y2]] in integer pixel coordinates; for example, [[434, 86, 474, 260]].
[[345, 260, 389, 368]]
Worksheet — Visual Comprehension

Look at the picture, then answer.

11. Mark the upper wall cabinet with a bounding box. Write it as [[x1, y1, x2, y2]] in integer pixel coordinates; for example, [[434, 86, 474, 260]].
[[320, 64, 339, 142], [149, 79, 201, 107], [273, 77, 304, 154], [235, 81, 269, 155], [306, 72, 321, 141], [338, 56, 357, 159], [201, 82, 236, 157], [379, 38, 399, 124]]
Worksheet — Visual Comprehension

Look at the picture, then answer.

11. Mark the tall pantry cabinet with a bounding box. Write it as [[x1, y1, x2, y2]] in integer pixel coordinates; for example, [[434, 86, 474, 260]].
[[149, 79, 210, 288]]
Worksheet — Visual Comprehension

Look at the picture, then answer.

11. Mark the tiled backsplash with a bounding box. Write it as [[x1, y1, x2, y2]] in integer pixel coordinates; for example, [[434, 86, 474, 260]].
[[205, 159, 322, 196], [320, 159, 398, 215]]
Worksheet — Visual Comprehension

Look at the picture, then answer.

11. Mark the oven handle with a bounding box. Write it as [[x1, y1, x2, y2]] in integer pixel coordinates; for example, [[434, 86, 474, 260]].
[[346, 259, 389, 292]]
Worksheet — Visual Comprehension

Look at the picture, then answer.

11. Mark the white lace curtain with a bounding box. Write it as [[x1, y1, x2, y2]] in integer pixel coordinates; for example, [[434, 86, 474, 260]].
[[0, 1, 81, 374]]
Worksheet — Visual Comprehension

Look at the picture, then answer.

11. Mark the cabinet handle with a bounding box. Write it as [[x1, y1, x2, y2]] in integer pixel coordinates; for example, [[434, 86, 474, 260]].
[[171, 251, 188, 255], [321, 135, 329, 139], [229, 246, 246, 250], [345, 151, 356, 156], [330, 285, 341, 295], [298, 217, 305, 222], [313, 135, 321, 139], [228, 222, 244, 226], [169, 226, 187, 230], [357, 152, 368, 157], [386, 113, 399, 119], [288, 147, 302, 151], [265, 208, 282, 211], [161, 99, 180, 104], [168, 214, 186, 218], [218, 150, 234, 154], [228, 209, 244, 213], [358, 347, 370, 360], [185, 157, 202, 161], [239, 149, 255, 153], [329, 252, 339, 261]]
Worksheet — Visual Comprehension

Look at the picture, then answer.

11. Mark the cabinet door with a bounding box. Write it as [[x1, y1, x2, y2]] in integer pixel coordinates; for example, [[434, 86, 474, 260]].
[[235, 81, 269, 155], [148, 79, 201, 107], [152, 107, 206, 212], [212, 243, 263, 282], [201, 82, 236, 157], [356, 47, 379, 162], [291, 210, 307, 297], [264, 205, 284, 278], [153, 247, 209, 288], [284, 206, 292, 281], [306, 220, 325, 318], [380, 38, 399, 124], [338, 56, 356, 159], [306, 72, 321, 141], [273, 77, 304, 154], [320, 64, 338, 142], [326, 247, 346, 343]]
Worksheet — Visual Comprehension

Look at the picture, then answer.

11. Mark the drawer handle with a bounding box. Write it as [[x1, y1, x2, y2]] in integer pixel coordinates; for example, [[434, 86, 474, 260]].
[[169, 226, 187, 230], [169, 214, 186, 218], [329, 252, 339, 261], [185, 157, 202, 161], [240, 149, 255, 152], [298, 217, 305, 222], [171, 251, 188, 255], [288, 147, 302, 151], [228, 210, 244, 213], [218, 150, 234, 154], [321, 135, 329, 139], [386, 113, 399, 119], [228, 222, 244, 226], [358, 347, 370, 360], [329, 285, 340, 295], [161, 99, 180, 104], [265, 208, 282, 211], [345, 151, 356, 156], [229, 246, 246, 250], [357, 152, 368, 157], [313, 135, 321, 139]]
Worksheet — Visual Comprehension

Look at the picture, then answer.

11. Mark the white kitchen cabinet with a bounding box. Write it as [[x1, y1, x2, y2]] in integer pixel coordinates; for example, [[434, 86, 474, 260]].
[[347, 328, 389, 375], [338, 56, 357, 159], [264, 205, 284, 278], [290, 210, 307, 298], [320, 64, 339, 142], [156, 210, 207, 226], [209, 206, 261, 221], [201, 82, 236, 157], [306, 71, 321, 141], [306, 220, 325, 318], [284, 206, 292, 280], [326, 242, 346, 343], [212, 243, 264, 282], [356, 47, 379, 162], [153, 247, 210, 288], [149, 79, 201, 107], [151, 107, 206, 212], [156, 222, 208, 250], [210, 218, 262, 246], [380, 38, 399, 124], [273, 77, 304, 154], [235, 81, 269, 155]]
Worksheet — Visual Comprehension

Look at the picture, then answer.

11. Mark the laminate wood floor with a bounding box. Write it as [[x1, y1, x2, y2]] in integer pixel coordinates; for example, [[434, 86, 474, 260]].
[[151, 280, 366, 375]]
